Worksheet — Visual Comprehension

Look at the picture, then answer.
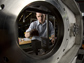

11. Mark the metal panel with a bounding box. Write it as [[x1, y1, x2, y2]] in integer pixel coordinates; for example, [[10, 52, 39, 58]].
[[0, 0, 82, 63]]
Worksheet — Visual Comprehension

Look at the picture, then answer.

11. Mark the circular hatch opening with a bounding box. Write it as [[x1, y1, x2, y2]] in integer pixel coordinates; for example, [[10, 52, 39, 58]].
[[17, 1, 64, 59]]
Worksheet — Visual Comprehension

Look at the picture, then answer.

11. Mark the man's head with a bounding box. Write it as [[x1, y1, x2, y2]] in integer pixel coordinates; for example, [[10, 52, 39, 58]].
[[36, 12, 46, 24]]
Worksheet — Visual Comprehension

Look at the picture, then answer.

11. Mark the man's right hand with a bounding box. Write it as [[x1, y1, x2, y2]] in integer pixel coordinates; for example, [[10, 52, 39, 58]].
[[25, 32, 30, 38]]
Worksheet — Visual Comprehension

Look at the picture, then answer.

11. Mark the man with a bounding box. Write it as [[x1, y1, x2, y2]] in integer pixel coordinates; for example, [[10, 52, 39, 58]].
[[25, 12, 55, 43]]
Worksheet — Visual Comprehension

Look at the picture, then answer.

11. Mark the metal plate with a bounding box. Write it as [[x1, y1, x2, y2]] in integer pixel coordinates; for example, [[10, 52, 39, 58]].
[[0, 0, 83, 63]]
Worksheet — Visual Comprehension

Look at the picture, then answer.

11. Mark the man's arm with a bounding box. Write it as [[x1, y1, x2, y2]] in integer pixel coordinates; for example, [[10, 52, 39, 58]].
[[25, 22, 34, 38], [49, 21, 55, 43], [51, 35, 55, 44]]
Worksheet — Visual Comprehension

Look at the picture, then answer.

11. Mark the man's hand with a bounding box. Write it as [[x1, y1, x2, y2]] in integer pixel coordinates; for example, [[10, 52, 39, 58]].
[[24, 32, 30, 38], [51, 35, 55, 44], [51, 38, 55, 44]]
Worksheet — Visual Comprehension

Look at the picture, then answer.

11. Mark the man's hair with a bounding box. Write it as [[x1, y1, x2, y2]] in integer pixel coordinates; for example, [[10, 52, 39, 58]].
[[30, 29, 39, 37]]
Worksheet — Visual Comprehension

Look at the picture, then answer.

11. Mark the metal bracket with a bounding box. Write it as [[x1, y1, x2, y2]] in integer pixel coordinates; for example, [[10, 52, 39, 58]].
[[70, 23, 79, 37]]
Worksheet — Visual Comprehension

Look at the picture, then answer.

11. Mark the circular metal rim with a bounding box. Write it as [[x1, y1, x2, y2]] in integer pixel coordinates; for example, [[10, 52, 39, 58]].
[[17, 1, 64, 59]]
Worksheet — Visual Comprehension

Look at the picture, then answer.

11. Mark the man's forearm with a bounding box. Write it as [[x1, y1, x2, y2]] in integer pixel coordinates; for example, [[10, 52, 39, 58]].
[[51, 35, 55, 39], [51, 35, 55, 43]]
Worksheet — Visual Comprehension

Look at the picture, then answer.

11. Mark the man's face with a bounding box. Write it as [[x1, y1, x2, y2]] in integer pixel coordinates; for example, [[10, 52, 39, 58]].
[[36, 13, 45, 24]]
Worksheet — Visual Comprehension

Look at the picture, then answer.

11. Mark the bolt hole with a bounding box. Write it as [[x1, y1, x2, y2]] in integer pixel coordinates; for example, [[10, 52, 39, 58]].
[[63, 49, 65, 52], [0, 4, 5, 10], [57, 57, 59, 59], [3, 57, 9, 62], [63, 8, 65, 11]]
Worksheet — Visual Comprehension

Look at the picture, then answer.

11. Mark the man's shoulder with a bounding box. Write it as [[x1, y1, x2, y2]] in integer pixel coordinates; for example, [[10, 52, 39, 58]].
[[30, 20, 38, 26], [31, 20, 38, 24]]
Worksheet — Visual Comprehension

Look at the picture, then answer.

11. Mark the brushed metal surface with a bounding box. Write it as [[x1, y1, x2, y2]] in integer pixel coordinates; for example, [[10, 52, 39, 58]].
[[0, 0, 82, 63]]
